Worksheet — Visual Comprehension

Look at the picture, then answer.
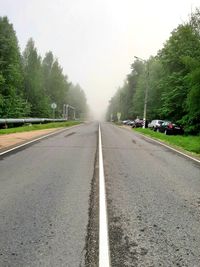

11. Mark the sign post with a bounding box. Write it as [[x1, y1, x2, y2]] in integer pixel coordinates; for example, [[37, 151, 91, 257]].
[[117, 112, 121, 122], [51, 103, 57, 119], [110, 113, 113, 122]]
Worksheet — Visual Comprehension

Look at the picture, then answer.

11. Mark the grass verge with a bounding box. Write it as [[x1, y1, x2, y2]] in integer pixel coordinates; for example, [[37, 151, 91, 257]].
[[133, 128, 200, 155], [0, 121, 81, 135]]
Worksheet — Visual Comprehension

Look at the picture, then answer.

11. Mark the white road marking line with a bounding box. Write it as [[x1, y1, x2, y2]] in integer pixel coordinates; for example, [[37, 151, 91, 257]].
[[0, 125, 80, 156], [99, 124, 110, 267], [136, 132, 200, 164]]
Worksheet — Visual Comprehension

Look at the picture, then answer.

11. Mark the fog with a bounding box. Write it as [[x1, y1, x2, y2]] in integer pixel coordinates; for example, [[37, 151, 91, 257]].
[[1, 0, 199, 119]]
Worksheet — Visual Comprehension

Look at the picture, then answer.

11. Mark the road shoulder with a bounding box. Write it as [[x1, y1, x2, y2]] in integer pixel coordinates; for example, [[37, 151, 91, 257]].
[[119, 125, 200, 162], [0, 128, 63, 153]]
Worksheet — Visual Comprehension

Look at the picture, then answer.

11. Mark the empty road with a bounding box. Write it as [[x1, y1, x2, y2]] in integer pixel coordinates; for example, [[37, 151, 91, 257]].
[[0, 122, 98, 267], [0, 122, 200, 266], [101, 123, 200, 266]]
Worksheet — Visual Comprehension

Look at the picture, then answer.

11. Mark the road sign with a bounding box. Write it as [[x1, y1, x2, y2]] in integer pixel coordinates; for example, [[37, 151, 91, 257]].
[[110, 113, 113, 122], [51, 103, 57, 109], [51, 103, 57, 119], [117, 112, 121, 121]]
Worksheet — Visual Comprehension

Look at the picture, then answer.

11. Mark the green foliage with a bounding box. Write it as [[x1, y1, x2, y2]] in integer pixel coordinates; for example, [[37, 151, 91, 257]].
[[133, 128, 200, 155], [0, 17, 88, 120], [22, 38, 51, 117], [67, 84, 88, 119], [0, 121, 81, 135], [106, 60, 145, 121], [47, 60, 69, 116], [42, 52, 74, 117], [1, 95, 30, 117], [0, 16, 29, 117], [180, 58, 200, 133], [107, 8, 200, 134]]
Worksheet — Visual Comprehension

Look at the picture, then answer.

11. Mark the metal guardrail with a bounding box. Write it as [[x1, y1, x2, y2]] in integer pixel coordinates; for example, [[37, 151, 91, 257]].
[[0, 118, 68, 125]]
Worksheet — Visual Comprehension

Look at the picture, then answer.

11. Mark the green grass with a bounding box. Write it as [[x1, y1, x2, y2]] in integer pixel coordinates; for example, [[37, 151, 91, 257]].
[[0, 121, 81, 135], [133, 128, 200, 155]]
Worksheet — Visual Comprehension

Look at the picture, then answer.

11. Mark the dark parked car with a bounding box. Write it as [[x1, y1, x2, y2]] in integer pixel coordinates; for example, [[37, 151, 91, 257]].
[[148, 120, 164, 131], [157, 121, 184, 135]]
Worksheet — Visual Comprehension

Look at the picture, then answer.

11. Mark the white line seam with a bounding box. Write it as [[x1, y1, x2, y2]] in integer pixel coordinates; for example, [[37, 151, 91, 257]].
[[99, 124, 110, 266]]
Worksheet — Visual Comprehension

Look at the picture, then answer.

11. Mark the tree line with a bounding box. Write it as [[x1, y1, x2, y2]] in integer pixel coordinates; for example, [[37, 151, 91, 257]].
[[0, 17, 88, 119], [106, 8, 200, 134]]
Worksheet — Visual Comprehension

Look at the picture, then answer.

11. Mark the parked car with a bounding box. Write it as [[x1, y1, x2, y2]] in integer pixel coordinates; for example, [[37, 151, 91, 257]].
[[123, 120, 131, 125], [127, 120, 135, 126], [132, 118, 144, 128], [157, 121, 184, 135], [148, 120, 164, 131]]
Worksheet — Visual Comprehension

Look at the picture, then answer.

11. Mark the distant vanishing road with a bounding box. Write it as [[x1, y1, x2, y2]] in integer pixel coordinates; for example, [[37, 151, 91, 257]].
[[0, 122, 200, 266]]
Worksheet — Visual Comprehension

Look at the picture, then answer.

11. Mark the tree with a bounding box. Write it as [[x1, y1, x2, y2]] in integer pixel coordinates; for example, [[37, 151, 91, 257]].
[[158, 23, 200, 122], [23, 38, 50, 117], [181, 8, 200, 133], [107, 8, 200, 134], [0, 18, 88, 120], [42, 51, 54, 95], [67, 84, 88, 119], [47, 59, 70, 117], [0, 16, 29, 117]]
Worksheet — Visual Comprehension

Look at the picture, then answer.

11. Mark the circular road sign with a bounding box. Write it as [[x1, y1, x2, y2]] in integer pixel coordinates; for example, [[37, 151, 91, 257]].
[[51, 103, 57, 109]]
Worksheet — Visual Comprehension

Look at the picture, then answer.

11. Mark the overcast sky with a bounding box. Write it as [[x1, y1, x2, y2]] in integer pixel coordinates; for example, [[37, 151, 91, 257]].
[[0, 0, 199, 118]]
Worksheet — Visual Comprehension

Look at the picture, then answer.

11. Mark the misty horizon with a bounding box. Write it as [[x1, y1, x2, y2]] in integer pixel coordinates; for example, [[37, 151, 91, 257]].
[[1, 0, 199, 120]]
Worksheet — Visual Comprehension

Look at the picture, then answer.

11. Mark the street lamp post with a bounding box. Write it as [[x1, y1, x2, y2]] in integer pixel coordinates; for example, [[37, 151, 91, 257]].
[[63, 104, 66, 119], [134, 56, 149, 128], [73, 108, 76, 120]]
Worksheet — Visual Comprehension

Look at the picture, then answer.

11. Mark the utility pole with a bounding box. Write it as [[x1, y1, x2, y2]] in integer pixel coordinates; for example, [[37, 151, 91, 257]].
[[63, 104, 66, 119], [66, 104, 69, 120], [143, 63, 149, 129]]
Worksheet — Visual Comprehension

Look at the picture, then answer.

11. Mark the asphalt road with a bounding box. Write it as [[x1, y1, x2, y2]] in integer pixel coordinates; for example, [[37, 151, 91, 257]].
[[0, 122, 200, 267], [101, 123, 200, 267], [0, 122, 98, 267]]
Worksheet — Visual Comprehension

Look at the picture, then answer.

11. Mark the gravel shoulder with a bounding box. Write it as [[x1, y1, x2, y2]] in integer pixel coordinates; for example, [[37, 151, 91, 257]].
[[0, 128, 63, 152]]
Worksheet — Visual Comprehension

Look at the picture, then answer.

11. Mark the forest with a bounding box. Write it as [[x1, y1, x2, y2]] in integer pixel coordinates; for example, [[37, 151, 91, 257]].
[[0, 17, 88, 120], [106, 8, 200, 134]]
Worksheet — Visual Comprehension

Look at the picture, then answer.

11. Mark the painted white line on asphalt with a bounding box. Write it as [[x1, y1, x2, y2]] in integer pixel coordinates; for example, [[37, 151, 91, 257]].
[[137, 132, 200, 164], [99, 124, 110, 267], [0, 125, 80, 156]]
